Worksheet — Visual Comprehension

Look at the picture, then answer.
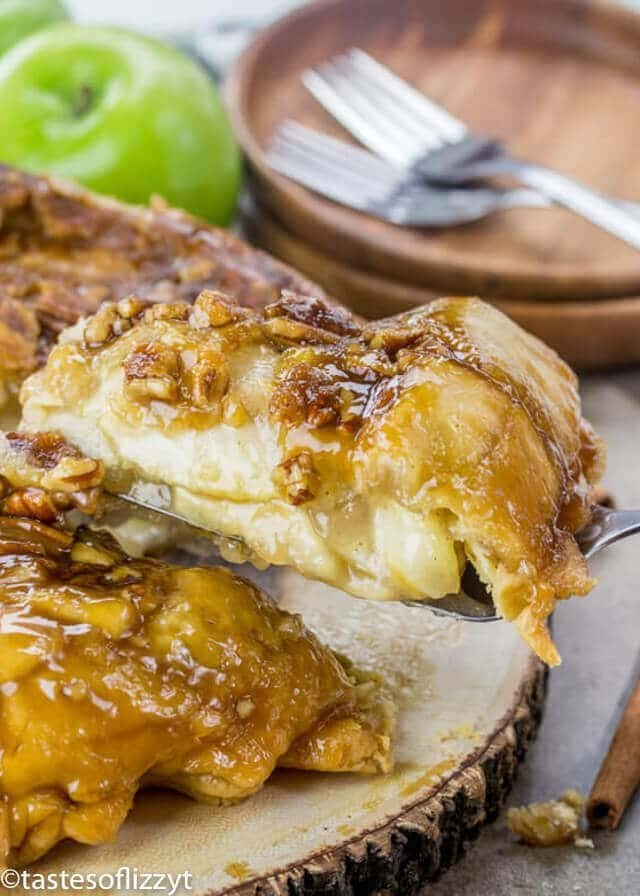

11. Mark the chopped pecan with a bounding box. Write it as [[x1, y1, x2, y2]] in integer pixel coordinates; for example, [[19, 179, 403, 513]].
[[190, 290, 246, 328], [262, 315, 341, 347], [116, 296, 147, 320], [41, 456, 104, 493], [69, 487, 102, 515], [189, 353, 229, 410], [264, 291, 361, 337], [143, 302, 190, 324], [273, 449, 319, 505], [3, 488, 58, 523], [365, 325, 424, 356], [270, 363, 342, 428], [83, 303, 132, 346], [340, 344, 395, 379], [6, 431, 80, 471], [124, 341, 180, 404]]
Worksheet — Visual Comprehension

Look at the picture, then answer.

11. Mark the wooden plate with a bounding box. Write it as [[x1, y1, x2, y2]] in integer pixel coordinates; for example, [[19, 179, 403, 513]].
[[227, 0, 640, 302], [246, 203, 640, 369], [28, 572, 545, 896]]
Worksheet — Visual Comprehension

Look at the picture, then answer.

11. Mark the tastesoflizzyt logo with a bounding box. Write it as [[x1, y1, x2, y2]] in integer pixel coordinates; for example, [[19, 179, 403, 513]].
[[0, 866, 193, 894]]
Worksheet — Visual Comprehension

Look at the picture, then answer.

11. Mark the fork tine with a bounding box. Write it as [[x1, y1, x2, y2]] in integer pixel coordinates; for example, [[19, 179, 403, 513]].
[[267, 146, 373, 209], [268, 129, 393, 205], [347, 49, 467, 142], [279, 121, 398, 183], [333, 55, 444, 154], [269, 140, 375, 198], [273, 125, 395, 195], [303, 66, 409, 166], [316, 59, 416, 163]]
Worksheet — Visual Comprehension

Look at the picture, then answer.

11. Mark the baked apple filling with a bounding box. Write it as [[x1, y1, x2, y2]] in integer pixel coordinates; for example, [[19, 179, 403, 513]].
[[21, 291, 605, 664], [0, 432, 394, 867]]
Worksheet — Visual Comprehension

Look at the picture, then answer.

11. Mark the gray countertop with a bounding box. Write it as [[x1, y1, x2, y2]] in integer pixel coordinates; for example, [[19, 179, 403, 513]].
[[427, 370, 640, 896]]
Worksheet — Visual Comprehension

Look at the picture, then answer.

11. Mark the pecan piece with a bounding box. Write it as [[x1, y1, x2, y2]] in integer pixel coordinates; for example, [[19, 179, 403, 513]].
[[273, 449, 319, 506], [143, 302, 190, 324], [365, 325, 424, 356], [270, 363, 342, 428], [264, 291, 361, 337], [262, 315, 341, 347], [124, 341, 180, 404], [116, 296, 147, 320], [3, 488, 58, 523], [189, 352, 229, 411], [41, 456, 104, 493], [190, 290, 246, 328], [83, 303, 136, 346]]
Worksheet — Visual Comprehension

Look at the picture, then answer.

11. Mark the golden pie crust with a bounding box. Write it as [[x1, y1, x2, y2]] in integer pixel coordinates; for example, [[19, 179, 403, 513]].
[[21, 291, 606, 664]]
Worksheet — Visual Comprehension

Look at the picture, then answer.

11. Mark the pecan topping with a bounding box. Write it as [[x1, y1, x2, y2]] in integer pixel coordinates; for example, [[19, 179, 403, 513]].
[[262, 315, 341, 347], [81, 297, 150, 347], [40, 456, 104, 493], [264, 291, 361, 337], [190, 290, 247, 328], [270, 363, 342, 428], [273, 450, 319, 505], [116, 296, 147, 320], [83, 304, 118, 345], [189, 353, 229, 411], [124, 342, 180, 403], [143, 302, 190, 324], [6, 431, 82, 471], [3, 488, 59, 523], [365, 325, 425, 356]]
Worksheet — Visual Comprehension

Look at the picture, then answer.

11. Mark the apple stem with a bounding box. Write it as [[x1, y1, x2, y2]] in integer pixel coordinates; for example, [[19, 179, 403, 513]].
[[74, 85, 93, 118]]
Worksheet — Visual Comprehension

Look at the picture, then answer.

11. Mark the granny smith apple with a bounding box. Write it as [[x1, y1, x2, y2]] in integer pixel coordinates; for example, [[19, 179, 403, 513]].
[[0, 24, 241, 224], [0, 0, 68, 57]]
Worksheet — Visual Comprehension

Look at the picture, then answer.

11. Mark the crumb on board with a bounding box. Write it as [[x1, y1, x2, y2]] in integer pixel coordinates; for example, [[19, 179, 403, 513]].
[[507, 789, 594, 848]]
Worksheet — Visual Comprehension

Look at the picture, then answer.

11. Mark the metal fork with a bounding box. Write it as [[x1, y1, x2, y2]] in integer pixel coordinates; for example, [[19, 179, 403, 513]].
[[267, 121, 552, 227], [304, 48, 640, 250], [117, 488, 640, 623]]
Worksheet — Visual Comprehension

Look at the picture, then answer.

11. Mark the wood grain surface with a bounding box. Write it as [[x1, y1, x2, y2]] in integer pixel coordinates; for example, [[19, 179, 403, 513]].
[[228, 0, 640, 301], [18, 573, 546, 896], [246, 203, 640, 369]]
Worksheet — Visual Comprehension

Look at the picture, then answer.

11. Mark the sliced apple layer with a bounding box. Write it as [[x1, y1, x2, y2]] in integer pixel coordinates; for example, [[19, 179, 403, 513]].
[[0, 432, 394, 867], [21, 292, 606, 664]]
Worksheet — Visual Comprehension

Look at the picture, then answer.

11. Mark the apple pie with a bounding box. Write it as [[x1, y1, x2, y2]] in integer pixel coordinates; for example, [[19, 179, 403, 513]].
[[0, 431, 394, 867], [0, 165, 323, 414], [21, 291, 606, 665]]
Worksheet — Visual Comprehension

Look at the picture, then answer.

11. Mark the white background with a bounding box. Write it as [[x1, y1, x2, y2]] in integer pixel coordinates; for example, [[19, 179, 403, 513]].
[[66, 0, 293, 33]]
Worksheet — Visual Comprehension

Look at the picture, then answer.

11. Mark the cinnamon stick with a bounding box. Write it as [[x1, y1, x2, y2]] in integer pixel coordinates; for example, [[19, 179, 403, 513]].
[[587, 673, 640, 830]]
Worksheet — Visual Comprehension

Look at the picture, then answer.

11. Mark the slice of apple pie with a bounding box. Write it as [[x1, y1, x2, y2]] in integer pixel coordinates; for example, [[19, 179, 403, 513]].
[[0, 432, 394, 867], [21, 291, 606, 665]]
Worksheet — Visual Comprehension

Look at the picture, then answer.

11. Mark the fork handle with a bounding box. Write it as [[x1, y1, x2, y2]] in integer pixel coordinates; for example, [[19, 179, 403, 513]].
[[432, 155, 640, 251]]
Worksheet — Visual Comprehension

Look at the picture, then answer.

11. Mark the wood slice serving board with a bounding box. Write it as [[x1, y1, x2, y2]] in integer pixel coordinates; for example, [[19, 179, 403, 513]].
[[228, 0, 640, 301], [21, 572, 546, 896]]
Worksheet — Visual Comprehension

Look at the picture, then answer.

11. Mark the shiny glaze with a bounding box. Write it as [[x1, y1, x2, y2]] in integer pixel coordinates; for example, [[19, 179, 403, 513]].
[[0, 435, 393, 866], [21, 292, 606, 665], [0, 164, 325, 410]]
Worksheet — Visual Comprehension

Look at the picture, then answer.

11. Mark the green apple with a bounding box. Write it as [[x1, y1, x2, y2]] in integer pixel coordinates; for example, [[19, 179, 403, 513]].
[[0, 0, 68, 56], [0, 24, 241, 224]]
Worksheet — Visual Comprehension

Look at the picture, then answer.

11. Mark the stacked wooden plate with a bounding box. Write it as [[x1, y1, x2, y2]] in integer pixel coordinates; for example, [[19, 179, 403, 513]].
[[228, 0, 640, 369]]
